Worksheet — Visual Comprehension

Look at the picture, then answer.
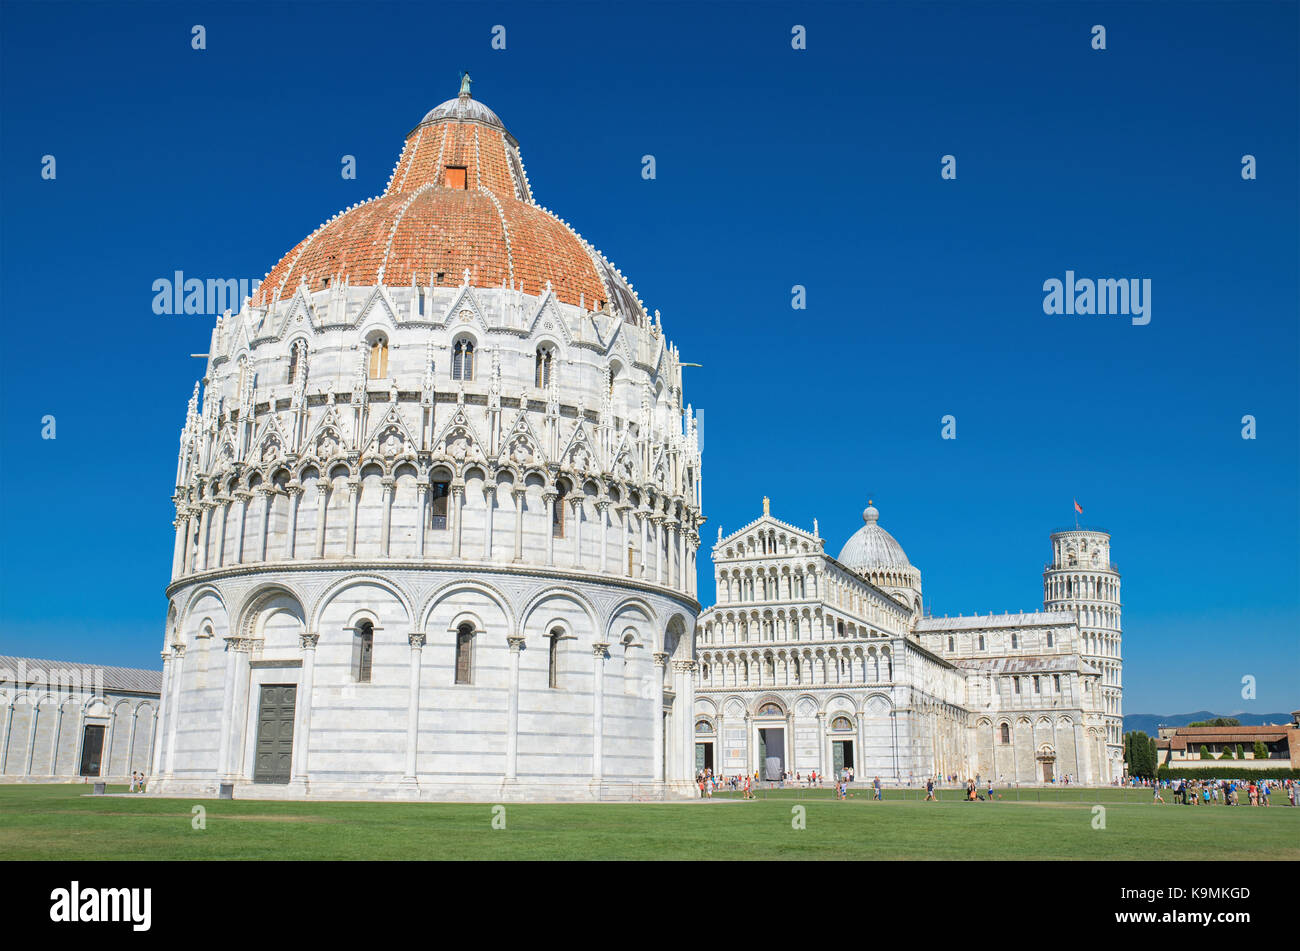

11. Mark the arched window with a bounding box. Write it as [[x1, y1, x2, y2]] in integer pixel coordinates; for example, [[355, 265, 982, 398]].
[[831, 716, 853, 731], [547, 628, 562, 689], [552, 482, 567, 538], [353, 621, 374, 683], [454, 622, 474, 684], [978, 634, 985, 651], [948, 636, 955, 652], [1046, 632, 1054, 648], [607, 365, 616, 396], [535, 346, 554, 388], [452, 338, 475, 381], [1000, 723, 1011, 744], [1011, 633, 1018, 649], [430, 476, 450, 530], [287, 340, 308, 385], [695, 719, 714, 734], [368, 336, 389, 379]]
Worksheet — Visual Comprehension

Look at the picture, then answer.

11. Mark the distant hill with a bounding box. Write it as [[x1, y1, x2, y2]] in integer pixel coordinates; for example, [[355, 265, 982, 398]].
[[1124, 711, 1295, 735]]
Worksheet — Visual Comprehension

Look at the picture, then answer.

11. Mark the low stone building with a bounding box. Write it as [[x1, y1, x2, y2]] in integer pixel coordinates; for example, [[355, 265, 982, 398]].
[[1155, 714, 1300, 770], [0, 656, 161, 782]]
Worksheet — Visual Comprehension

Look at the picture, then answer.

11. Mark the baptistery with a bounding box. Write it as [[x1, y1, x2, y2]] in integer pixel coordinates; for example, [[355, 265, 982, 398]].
[[155, 77, 703, 800]]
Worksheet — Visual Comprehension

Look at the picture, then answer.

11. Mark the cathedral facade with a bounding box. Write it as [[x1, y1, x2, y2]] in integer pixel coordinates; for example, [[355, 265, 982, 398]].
[[154, 80, 703, 801], [693, 502, 1122, 784]]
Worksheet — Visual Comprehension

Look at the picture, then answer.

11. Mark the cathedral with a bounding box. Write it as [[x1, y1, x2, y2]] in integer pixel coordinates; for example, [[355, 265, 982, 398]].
[[155, 78, 703, 801], [693, 500, 1123, 785], [155, 78, 1122, 801]]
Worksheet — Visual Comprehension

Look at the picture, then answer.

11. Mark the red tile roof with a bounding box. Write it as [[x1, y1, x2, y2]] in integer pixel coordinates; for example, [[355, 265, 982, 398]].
[[256, 91, 632, 320]]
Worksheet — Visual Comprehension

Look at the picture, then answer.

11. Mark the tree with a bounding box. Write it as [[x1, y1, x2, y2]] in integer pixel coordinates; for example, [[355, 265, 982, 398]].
[[1235, 744, 1244, 760], [1188, 717, 1240, 727], [1252, 740, 1269, 761], [1224, 745, 1236, 760], [1199, 745, 1210, 760]]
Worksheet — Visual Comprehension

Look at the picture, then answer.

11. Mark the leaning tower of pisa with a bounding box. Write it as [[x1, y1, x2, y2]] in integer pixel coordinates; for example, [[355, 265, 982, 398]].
[[1043, 529, 1123, 781]]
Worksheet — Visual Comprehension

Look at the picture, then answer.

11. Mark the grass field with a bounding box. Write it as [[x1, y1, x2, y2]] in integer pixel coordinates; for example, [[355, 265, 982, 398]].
[[0, 783, 1295, 860]]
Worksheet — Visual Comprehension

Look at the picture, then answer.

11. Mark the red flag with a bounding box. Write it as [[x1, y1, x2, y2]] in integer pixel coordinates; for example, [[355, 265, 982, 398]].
[[1074, 500, 1083, 514]]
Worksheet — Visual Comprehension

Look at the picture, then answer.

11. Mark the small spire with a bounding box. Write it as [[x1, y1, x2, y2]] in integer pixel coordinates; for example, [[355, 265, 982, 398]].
[[459, 71, 472, 98]]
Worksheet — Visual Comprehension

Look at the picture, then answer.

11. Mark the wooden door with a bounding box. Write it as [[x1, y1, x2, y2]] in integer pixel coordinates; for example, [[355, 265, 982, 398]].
[[79, 724, 105, 776], [253, 685, 296, 784]]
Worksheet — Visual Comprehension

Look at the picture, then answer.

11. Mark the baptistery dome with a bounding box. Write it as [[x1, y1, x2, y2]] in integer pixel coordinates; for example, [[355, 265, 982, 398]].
[[157, 78, 703, 802]]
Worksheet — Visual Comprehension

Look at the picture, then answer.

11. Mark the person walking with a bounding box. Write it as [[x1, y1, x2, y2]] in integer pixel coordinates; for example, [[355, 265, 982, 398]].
[[873, 775, 882, 801]]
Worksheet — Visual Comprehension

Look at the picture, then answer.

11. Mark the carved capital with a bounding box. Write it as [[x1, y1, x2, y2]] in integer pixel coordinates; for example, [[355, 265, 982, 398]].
[[299, 632, 320, 650], [172, 644, 188, 659], [408, 632, 427, 649], [507, 635, 527, 652], [652, 651, 670, 667], [592, 642, 610, 658]]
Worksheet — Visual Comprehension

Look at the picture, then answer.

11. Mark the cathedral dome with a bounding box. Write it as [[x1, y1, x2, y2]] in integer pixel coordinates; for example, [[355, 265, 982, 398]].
[[255, 81, 645, 324], [838, 501, 912, 571]]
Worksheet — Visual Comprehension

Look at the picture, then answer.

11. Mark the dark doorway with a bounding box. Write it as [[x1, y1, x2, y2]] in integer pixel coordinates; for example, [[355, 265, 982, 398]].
[[758, 728, 785, 779], [79, 724, 105, 776], [696, 742, 714, 772], [1041, 759, 1054, 783], [253, 684, 296, 784], [832, 739, 855, 776]]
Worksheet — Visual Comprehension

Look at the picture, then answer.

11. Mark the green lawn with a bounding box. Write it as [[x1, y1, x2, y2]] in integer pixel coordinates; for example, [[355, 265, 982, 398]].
[[0, 783, 1294, 860]]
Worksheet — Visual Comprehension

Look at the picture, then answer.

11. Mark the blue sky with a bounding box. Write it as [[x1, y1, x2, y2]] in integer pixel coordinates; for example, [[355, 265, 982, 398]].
[[1, 2, 1295, 715]]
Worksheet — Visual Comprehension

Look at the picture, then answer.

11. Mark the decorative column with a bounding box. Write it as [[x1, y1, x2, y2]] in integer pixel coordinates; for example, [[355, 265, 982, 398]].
[[543, 490, 558, 566], [744, 712, 755, 778], [233, 491, 251, 564], [505, 635, 525, 781], [345, 478, 360, 557], [289, 633, 318, 785], [152, 651, 172, 778], [856, 709, 867, 781], [313, 482, 328, 559], [652, 515, 664, 584], [483, 484, 496, 560], [125, 708, 139, 777], [216, 636, 242, 779], [380, 477, 395, 557], [23, 701, 40, 776], [617, 505, 631, 577], [596, 499, 610, 573], [678, 520, 688, 592], [284, 483, 302, 559], [402, 632, 424, 784], [652, 651, 668, 783], [591, 643, 609, 782], [816, 711, 827, 779], [674, 660, 696, 780], [215, 496, 231, 567], [512, 488, 526, 562], [48, 703, 64, 776], [162, 644, 186, 778], [450, 482, 465, 558], [416, 483, 429, 558], [196, 501, 214, 571], [170, 513, 186, 579], [571, 496, 585, 569], [256, 484, 274, 561], [1, 700, 14, 774], [638, 507, 649, 578], [181, 506, 197, 575]]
